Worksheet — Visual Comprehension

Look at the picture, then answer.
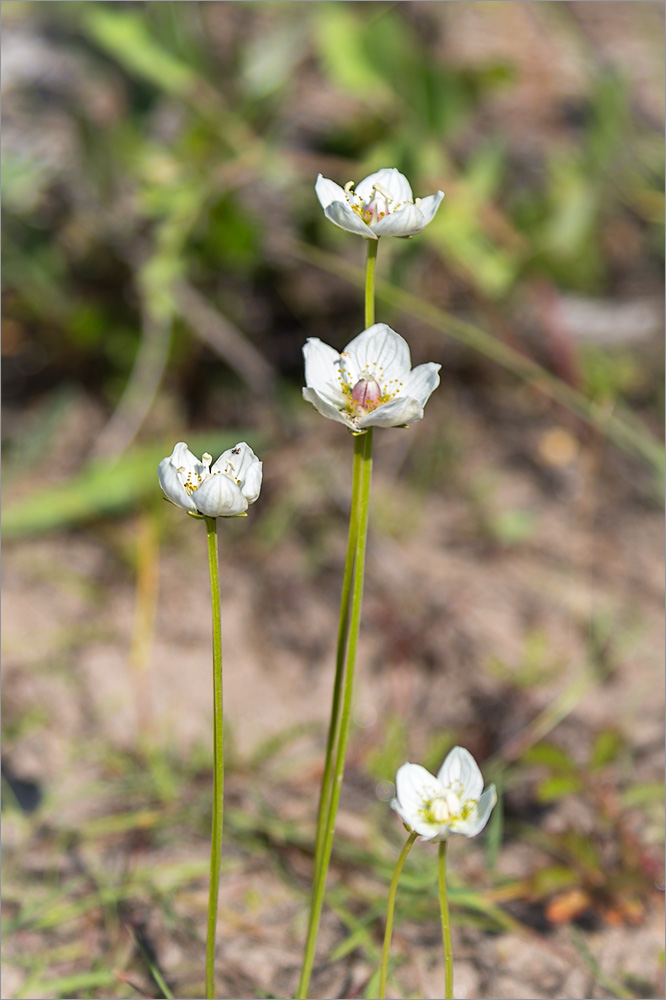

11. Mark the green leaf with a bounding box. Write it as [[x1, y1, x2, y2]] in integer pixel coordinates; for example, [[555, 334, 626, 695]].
[[537, 774, 583, 802], [590, 729, 623, 770], [82, 7, 196, 95], [313, 5, 390, 101], [524, 743, 578, 773], [621, 782, 665, 809]]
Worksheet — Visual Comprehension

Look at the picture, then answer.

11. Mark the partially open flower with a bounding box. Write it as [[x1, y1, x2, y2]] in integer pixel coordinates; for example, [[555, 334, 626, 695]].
[[391, 747, 496, 842], [303, 323, 440, 433], [158, 441, 262, 518], [315, 168, 444, 240]]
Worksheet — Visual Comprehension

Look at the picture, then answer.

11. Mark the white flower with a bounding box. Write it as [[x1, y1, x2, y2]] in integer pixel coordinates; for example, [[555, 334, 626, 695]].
[[315, 168, 444, 240], [302, 323, 440, 432], [158, 441, 262, 518], [391, 747, 497, 842]]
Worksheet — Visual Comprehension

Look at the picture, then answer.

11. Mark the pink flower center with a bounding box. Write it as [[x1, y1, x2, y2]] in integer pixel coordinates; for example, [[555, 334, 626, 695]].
[[359, 193, 389, 224], [351, 378, 382, 412]]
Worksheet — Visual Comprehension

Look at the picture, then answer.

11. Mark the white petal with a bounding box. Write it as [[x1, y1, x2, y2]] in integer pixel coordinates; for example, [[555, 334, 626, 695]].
[[323, 201, 377, 239], [212, 441, 263, 505], [303, 338, 347, 407], [214, 441, 260, 485], [371, 203, 426, 237], [417, 190, 445, 226], [390, 798, 442, 840], [302, 387, 354, 428], [390, 794, 412, 828], [408, 814, 449, 841], [356, 168, 413, 205], [344, 324, 412, 386], [394, 762, 442, 821], [401, 362, 441, 408], [158, 455, 197, 512], [338, 351, 361, 389], [194, 473, 248, 517], [241, 460, 263, 504], [452, 786, 497, 838], [171, 441, 207, 479], [315, 174, 348, 209], [356, 395, 423, 429], [437, 746, 484, 802]]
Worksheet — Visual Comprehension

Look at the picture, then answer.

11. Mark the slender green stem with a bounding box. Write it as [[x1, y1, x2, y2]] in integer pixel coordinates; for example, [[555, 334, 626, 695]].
[[311, 444, 363, 878], [296, 429, 374, 999], [204, 517, 224, 1000], [296, 220, 380, 1000], [438, 841, 454, 1000], [378, 831, 418, 999], [365, 239, 379, 328]]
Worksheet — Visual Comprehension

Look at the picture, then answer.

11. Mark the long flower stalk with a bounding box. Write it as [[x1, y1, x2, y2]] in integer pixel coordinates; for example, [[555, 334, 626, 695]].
[[438, 841, 454, 1000], [378, 831, 418, 999], [311, 443, 362, 878], [297, 428, 373, 998], [310, 235, 378, 878], [365, 238, 378, 327], [296, 240, 378, 998], [157, 442, 263, 998], [205, 516, 224, 1000]]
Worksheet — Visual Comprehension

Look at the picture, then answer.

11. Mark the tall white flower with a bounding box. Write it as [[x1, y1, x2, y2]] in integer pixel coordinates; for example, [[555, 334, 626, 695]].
[[303, 323, 440, 432], [391, 747, 496, 842], [315, 168, 444, 240], [158, 441, 262, 518]]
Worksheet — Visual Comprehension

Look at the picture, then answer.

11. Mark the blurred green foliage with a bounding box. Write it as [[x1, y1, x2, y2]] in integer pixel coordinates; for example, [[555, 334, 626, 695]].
[[2, 0, 663, 449]]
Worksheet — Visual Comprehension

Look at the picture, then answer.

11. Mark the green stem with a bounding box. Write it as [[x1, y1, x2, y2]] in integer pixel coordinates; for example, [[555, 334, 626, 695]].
[[205, 517, 224, 1000], [438, 841, 454, 1000], [365, 239, 379, 328], [296, 429, 374, 999], [378, 831, 418, 999], [311, 444, 362, 878]]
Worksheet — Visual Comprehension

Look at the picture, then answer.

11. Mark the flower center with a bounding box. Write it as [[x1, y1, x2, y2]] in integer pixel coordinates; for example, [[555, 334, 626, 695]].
[[351, 377, 382, 413], [359, 184, 391, 224], [421, 789, 462, 826], [178, 453, 242, 497], [345, 180, 412, 226], [431, 796, 452, 823], [179, 452, 212, 496]]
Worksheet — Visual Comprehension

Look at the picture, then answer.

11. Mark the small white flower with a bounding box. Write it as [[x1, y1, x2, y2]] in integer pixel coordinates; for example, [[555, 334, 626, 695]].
[[302, 323, 440, 433], [391, 747, 497, 842], [315, 168, 444, 240], [158, 441, 262, 518]]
